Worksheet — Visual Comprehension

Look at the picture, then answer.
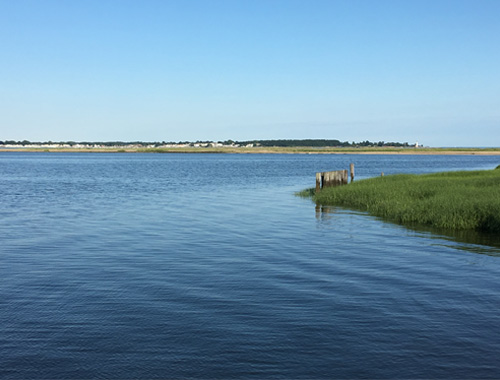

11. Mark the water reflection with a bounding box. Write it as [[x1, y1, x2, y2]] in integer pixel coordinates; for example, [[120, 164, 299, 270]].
[[3, 153, 500, 379], [314, 202, 500, 255], [428, 231, 500, 257], [399, 221, 500, 253], [315, 204, 336, 221]]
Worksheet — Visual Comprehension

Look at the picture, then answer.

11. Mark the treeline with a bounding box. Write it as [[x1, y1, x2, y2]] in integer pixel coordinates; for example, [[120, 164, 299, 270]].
[[1, 139, 416, 147], [0, 140, 177, 146], [237, 139, 350, 147], [237, 139, 414, 147], [0, 140, 225, 146]]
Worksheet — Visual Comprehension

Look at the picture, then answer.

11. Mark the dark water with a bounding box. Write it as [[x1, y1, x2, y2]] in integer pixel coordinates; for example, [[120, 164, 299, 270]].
[[1, 152, 500, 379]]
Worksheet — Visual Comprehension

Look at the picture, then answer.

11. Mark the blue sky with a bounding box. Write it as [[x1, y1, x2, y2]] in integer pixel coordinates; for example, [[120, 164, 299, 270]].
[[1, 0, 499, 146]]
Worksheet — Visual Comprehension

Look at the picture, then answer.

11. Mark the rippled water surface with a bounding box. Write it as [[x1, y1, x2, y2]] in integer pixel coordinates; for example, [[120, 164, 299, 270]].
[[1, 152, 500, 379]]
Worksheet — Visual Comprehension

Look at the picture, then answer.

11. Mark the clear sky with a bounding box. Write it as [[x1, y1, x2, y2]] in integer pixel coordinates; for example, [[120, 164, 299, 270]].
[[1, 0, 499, 146]]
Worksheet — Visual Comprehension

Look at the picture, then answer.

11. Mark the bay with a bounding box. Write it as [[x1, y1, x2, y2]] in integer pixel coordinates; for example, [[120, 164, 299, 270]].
[[1, 152, 500, 379]]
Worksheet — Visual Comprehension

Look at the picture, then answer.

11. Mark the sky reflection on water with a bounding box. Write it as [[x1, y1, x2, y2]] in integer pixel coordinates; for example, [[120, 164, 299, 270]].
[[1, 152, 500, 379]]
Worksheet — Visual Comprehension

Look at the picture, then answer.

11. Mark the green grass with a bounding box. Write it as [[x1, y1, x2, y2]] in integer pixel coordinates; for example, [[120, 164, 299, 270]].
[[305, 167, 500, 232]]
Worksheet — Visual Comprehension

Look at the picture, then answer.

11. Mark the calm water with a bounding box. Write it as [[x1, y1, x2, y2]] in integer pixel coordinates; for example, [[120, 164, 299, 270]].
[[1, 152, 500, 379]]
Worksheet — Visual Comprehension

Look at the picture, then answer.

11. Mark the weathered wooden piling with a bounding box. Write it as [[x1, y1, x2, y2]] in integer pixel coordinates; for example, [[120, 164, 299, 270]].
[[350, 163, 355, 183], [316, 172, 322, 193], [316, 169, 349, 191]]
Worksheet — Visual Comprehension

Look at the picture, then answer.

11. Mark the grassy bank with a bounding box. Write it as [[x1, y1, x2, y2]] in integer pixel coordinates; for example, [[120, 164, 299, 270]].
[[303, 167, 500, 233]]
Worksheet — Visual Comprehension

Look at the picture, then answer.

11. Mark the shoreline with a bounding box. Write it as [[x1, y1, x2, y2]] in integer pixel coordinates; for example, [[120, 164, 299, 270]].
[[307, 167, 500, 233], [1, 147, 500, 155]]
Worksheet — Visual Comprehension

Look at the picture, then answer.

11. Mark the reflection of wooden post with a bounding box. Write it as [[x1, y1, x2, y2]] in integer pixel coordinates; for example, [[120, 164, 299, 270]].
[[316, 172, 321, 193], [350, 163, 355, 183], [315, 203, 321, 219]]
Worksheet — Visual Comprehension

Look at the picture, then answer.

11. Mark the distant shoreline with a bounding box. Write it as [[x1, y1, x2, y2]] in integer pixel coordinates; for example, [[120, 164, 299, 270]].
[[2, 146, 500, 155], [2, 147, 500, 155]]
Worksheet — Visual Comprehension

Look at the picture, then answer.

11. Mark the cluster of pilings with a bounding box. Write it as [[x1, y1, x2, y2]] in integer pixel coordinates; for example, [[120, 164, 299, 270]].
[[315, 163, 355, 193]]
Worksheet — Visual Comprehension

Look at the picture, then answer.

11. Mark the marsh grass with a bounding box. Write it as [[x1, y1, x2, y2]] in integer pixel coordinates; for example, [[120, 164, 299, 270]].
[[307, 168, 500, 232]]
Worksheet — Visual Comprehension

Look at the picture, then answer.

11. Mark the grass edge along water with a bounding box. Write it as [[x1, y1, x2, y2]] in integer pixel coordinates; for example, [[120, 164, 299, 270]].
[[298, 166, 500, 233]]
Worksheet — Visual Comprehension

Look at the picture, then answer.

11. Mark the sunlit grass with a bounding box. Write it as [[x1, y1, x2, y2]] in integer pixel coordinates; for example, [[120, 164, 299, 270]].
[[305, 167, 500, 232]]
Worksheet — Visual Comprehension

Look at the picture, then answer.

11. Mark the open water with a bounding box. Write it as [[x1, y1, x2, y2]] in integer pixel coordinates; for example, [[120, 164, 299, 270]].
[[1, 152, 500, 379]]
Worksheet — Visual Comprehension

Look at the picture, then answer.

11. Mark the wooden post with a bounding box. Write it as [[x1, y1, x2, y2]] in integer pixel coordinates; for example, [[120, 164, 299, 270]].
[[350, 163, 354, 183], [316, 169, 351, 189]]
